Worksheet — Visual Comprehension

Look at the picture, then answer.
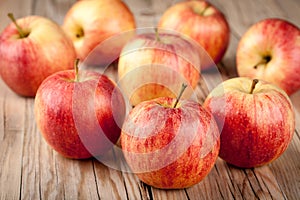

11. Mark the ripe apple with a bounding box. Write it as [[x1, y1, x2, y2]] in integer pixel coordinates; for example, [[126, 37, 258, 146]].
[[118, 30, 201, 106], [62, 0, 136, 65], [236, 18, 300, 96], [34, 60, 126, 159], [121, 85, 220, 189], [203, 77, 295, 168], [0, 14, 76, 97], [157, 0, 230, 68]]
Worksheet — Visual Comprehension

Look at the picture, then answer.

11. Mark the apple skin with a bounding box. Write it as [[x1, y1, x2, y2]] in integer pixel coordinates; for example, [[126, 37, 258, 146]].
[[0, 15, 76, 97], [34, 69, 126, 159], [236, 18, 300, 96], [118, 32, 201, 106], [121, 97, 220, 189], [203, 77, 295, 168], [157, 0, 230, 68], [62, 0, 136, 64]]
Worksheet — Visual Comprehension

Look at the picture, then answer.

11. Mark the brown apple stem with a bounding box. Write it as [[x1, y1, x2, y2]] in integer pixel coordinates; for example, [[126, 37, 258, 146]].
[[173, 83, 188, 108], [7, 13, 27, 38], [74, 58, 80, 82], [253, 55, 271, 69], [200, 5, 210, 16], [250, 79, 259, 94], [253, 60, 266, 69], [154, 28, 161, 42]]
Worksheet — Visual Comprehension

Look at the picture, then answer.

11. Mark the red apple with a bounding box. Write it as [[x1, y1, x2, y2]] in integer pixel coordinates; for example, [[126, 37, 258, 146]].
[[121, 85, 220, 189], [203, 77, 295, 168], [236, 18, 300, 96], [0, 14, 76, 97], [34, 61, 126, 159], [118, 30, 201, 106], [62, 0, 136, 65], [157, 0, 230, 68]]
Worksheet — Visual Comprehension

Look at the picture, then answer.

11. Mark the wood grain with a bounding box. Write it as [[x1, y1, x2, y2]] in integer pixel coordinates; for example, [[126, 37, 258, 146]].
[[0, 0, 299, 199]]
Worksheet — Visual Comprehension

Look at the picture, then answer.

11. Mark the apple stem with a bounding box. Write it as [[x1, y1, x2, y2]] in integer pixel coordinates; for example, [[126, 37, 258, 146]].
[[250, 79, 259, 94], [173, 83, 188, 108], [7, 13, 27, 38], [74, 58, 80, 82], [253, 55, 271, 69], [200, 5, 210, 16], [154, 28, 161, 42]]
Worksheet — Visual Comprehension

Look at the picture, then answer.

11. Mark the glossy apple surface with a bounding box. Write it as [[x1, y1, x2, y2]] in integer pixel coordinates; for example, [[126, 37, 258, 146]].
[[203, 77, 295, 168], [34, 67, 126, 159], [121, 97, 220, 189], [236, 18, 300, 95], [158, 0, 230, 68], [63, 0, 136, 64], [0, 15, 76, 97], [118, 31, 201, 106]]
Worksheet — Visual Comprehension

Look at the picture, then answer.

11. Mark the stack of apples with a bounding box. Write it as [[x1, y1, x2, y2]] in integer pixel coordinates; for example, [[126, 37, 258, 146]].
[[0, 0, 299, 190], [0, 0, 135, 158], [0, 0, 136, 97], [117, 1, 298, 189]]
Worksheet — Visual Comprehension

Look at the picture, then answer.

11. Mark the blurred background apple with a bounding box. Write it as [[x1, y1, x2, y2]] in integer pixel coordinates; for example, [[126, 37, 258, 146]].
[[118, 30, 201, 106], [236, 18, 300, 96], [158, 0, 230, 69], [0, 14, 76, 97], [63, 0, 136, 65]]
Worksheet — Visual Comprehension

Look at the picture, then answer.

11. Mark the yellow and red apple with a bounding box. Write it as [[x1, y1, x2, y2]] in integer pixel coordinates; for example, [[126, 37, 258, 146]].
[[204, 77, 295, 168], [118, 30, 201, 106], [0, 14, 76, 97], [236, 18, 300, 95], [63, 0, 136, 65], [121, 93, 220, 189], [158, 0, 230, 69], [34, 61, 126, 159]]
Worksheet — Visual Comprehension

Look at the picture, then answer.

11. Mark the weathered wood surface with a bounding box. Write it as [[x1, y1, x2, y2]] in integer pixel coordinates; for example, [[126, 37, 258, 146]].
[[0, 0, 299, 199]]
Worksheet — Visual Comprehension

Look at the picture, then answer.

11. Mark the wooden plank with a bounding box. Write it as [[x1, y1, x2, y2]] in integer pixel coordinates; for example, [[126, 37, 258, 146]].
[[113, 148, 155, 200], [151, 188, 188, 200], [0, 0, 33, 198], [186, 161, 230, 200], [0, 3, 34, 199], [93, 160, 128, 200], [0, 81, 26, 200], [19, 99, 42, 200], [244, 167, 286, 199], [20, 99, 100, 199], [215, 160, 285, 199], [50, 157, 99, 199], [0, 0, 299, 199], [268, 132, 300, 200], [122, 172, 152, 200]]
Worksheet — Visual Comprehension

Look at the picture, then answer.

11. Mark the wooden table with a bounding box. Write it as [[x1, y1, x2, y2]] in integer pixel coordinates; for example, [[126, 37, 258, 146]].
[[0, 0, 299, 199]]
